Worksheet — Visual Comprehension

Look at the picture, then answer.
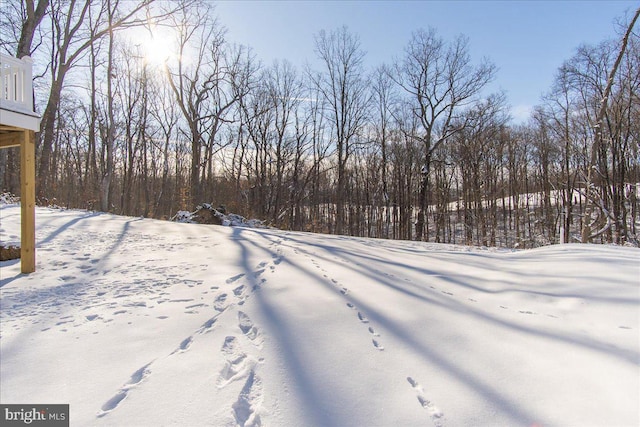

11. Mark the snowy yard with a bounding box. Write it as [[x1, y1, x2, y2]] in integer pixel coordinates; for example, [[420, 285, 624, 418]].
[[1, 204, 639, 426]]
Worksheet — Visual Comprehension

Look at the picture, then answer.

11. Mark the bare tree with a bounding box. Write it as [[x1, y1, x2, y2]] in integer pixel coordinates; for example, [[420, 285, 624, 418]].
[[0, 0, 49, 57], [391, 28, 496, 240], [17, 0, 50, 58], [148, 67, 180, 217], [35, 0, 185, 200], [98, 0, 117, 212], [540, 68, 583, 244], [266, 60, 302, 225], [311, 26, 370, 235], [165, 3, 254, 206], [580, 7, 639, 242], [371, 65, 396, 238], [451, 93, 508, 245]]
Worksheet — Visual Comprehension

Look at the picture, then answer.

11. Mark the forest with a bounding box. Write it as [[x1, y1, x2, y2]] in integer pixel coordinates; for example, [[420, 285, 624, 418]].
[[1, 0, 639, 248]]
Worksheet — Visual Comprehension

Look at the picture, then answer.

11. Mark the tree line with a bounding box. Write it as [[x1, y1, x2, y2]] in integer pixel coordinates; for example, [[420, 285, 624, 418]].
[[1, 1, 638, 247]]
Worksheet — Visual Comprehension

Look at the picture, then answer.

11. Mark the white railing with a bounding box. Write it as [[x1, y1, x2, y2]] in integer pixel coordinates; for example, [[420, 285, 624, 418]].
[[1, 54, 35, 114]]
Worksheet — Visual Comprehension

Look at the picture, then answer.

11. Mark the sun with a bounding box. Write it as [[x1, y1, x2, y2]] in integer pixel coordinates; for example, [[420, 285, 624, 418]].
[[139, 26, 176, 67]]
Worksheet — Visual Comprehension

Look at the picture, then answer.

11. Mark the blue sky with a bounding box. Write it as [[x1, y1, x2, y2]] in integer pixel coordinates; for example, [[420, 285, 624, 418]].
[[214, 0, 638, 121]]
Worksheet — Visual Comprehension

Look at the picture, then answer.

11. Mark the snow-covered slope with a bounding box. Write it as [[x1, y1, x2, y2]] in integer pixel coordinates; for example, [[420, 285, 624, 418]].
[[1, 205, 639, 427]]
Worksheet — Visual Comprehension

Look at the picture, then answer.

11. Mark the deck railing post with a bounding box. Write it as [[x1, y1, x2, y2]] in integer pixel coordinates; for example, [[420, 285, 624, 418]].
[[21, 56, 33, 110]]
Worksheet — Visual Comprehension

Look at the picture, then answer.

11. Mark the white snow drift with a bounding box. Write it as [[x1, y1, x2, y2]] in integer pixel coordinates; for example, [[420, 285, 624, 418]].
[[1, 204, 638, 426]]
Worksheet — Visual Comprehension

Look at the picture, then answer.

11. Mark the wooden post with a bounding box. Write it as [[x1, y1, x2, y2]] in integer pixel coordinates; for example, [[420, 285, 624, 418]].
[[20, 130, 36, 273]]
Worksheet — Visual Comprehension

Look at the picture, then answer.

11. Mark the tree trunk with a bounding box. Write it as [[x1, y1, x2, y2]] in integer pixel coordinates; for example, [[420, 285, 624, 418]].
[[582, 7, 640, 242], [100, 2, 115, 212]]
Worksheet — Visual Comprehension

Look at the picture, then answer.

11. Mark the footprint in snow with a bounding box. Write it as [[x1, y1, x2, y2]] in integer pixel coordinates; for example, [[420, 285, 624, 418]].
[[197, 314, 219, 334], [233, 370, 263, 427], [357, 312, 369, 323], [406, 377, 445, 426], [186, 303, 207, 309], [97, 362, 152, 417], [226, 273, 246, 284], [218, 336, 250, 387], [238, 311, 261, 345], [372, 339, 384, 351], [214, 293, 229, 312], [171, 336, 193, 354]]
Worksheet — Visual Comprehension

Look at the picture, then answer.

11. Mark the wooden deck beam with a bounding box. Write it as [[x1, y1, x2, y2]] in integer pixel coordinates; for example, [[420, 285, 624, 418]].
[[0, 132, 23, 148]]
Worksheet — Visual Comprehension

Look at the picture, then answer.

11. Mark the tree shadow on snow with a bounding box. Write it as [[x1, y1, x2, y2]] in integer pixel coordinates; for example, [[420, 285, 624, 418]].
[[232, 228, 639, 426]]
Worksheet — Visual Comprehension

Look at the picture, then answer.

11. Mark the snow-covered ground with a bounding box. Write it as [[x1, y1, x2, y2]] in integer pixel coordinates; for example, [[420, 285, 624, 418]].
[[1, 204, 639, 427]]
